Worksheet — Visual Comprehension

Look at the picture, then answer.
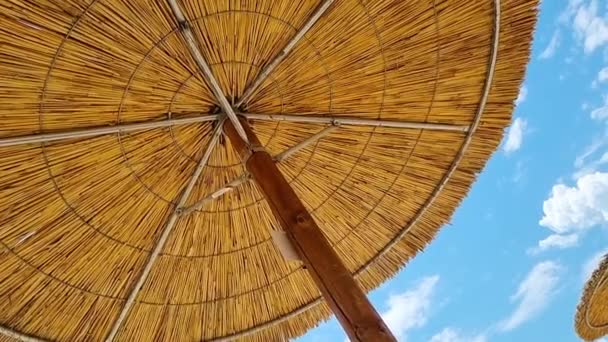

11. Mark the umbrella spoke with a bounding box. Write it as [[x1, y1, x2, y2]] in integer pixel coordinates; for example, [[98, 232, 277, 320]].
[[181, 124, 337, 215], [0, 114, 219, 147], [104, 118, 226, 342], [273, 124, 339, 162], [179, 173, 251, 215], [181, 113, 452, 214], [242, 112, 470, 132], [179, 123, 335, 214], [0, 110, 467, 148], [235, 0, 336, 108], [167, 0, 249, 144]]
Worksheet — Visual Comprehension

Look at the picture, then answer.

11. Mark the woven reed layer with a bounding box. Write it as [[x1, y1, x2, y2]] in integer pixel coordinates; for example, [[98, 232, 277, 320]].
[[576, 255, 608, 341], [0, 0, 537, 340]]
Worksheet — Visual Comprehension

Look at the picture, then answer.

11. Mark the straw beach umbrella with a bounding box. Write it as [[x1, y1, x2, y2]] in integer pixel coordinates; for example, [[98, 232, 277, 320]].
[[0, 0, 537, 340], [576, 254, 608, 341]]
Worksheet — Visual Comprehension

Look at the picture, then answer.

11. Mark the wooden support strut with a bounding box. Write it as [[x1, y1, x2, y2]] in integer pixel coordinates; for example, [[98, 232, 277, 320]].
[[223, 117, 396, 342]]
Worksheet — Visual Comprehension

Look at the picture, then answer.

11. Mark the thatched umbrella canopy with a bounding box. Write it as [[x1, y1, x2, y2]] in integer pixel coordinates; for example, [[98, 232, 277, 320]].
[[0, 0, 537, 340], [577, 255, 608, 341]]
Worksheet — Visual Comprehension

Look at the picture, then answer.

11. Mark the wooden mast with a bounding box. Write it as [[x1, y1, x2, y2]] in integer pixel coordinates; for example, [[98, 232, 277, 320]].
[[224, 117, 396, 342]]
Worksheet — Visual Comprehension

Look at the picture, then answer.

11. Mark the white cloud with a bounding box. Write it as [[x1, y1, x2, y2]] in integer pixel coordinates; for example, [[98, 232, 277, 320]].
[[512, 160, 527, 183], [559, 0, 586, 24], [429, 328, 487, 342], [575, 137, 607, 169], [527, 234, 579, 255], [499, 261, 562, 331], [592, 106, 608, 120], [598, 67, 608, 83], [575, 151, 608, 179], [515, 85, 528, 106], [503, 117, 528, 154], [381, 275, 439, 340], [570, 0, 608, 54], [582, 248, 608, 282], [539, 31, 560, 59], [574, 131, 608, 179], [592, 95, 608, 120], [539, 172, 608, 234]]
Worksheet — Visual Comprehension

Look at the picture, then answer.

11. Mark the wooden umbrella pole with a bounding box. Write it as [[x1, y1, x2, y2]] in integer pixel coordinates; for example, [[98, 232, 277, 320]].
[[224, 117, 396, 342]]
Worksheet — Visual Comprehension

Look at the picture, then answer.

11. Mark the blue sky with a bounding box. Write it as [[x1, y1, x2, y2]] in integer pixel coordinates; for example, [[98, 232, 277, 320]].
[[299, 1, 608, 341]]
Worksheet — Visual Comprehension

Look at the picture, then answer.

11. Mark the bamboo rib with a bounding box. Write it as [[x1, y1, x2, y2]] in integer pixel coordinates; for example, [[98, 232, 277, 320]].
[[0, 326, 41, 342], [235, 0, 336, 108], [242, 113, 470, 132], [180, 173, 251, 215], [0, 113, 466, 147], [274, 124, 339, 162], [366, 0, 502, 264], [182, 123, 339, 215], [104, 120, 225, 342], [0, 114, 219, 147], [167, 0, 249, 143], [0, 0, 536, 340]]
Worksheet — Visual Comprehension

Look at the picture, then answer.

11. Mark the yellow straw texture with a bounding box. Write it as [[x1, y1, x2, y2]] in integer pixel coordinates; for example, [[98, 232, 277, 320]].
[[0, 0, 537, 340]]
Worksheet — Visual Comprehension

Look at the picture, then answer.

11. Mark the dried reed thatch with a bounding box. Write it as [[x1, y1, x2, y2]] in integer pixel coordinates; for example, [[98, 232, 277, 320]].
[[0, 0, 537, 340], [576, 254, 608, 341]]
